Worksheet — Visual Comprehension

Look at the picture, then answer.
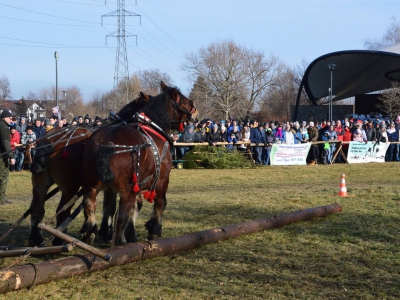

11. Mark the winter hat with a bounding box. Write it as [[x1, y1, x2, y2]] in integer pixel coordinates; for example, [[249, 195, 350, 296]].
[[213, 124, 218, 129], [187, 124, 194, 131], [9, 124, 16, 130], [27, 125, 33, 131], [1, 110, 12, 118], [309, 121, 314, 127], [52, 106, 59, 114], [45, 119, 51, 126]]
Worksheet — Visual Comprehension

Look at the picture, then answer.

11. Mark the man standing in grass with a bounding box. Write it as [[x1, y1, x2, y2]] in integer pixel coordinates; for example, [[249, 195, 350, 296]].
[[0, 110, 15, 204]]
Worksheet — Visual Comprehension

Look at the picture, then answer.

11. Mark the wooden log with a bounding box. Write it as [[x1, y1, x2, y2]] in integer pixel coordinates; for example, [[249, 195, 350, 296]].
[[38, 223, 112, 262], [0, 203, 342, 294], [0, 245, 73, 258]]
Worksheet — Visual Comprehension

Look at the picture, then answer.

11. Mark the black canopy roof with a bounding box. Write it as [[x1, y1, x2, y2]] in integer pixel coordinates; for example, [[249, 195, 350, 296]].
[[303, 46, 400, 105]]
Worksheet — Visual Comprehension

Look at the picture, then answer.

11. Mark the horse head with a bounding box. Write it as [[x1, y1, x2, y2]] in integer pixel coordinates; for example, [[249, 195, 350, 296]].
[[160, 81, 197, 132]]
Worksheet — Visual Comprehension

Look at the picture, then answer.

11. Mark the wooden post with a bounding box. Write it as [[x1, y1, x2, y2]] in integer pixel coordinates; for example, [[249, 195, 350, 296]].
[[38, 223, 112, 262], [0, 245, 73, 258], [0, 204, 341, 294]]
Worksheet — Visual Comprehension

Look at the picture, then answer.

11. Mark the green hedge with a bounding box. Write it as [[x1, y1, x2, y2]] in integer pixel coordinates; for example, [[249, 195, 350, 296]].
[[181, 145, 254, 169]]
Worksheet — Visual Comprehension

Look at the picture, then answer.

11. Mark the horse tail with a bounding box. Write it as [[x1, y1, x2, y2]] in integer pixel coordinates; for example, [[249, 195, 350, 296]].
[[30, 139, 52, 174], [95, 144, 116, 183]]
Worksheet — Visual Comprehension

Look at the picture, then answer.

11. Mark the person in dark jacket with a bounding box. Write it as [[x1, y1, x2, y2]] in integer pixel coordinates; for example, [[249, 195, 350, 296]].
[[32, 118, 46, 140], [194, 128, 207, 143], [0, 110, 15, 204], [263, 128, 276, 165], [365, 120, 377, 141], [250, 123, 266, 164], [179, 124, 195, 158], [206, 124, 222, 146]]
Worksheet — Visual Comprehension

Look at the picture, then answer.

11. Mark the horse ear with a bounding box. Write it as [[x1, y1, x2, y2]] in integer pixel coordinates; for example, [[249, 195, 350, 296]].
[[160, 81, 168, 91], [171, 89, 180, 103], [140, 92, 150, 102]]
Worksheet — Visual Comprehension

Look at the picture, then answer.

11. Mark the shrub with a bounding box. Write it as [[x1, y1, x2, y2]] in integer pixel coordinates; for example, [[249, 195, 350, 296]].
[[182, 145, 254, 169]]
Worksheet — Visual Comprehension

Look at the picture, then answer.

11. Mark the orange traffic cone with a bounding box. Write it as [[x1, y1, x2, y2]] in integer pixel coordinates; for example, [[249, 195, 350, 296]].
[[338, 173, 348, 197]]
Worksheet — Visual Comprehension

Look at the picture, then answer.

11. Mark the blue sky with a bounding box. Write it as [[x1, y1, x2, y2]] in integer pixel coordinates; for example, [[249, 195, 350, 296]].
[[0, 0, 397, 102]]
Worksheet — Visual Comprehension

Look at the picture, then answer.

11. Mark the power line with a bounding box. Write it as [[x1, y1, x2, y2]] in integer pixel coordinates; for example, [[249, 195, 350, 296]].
[[134, 1, 190, 53], [0, 2, 100, 24], [0, 15, 101, 27], [0, 35, 106, 48]]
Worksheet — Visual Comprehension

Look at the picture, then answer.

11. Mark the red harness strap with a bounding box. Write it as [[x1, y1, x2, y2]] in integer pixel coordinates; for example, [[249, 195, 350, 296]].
[[139, 124, 169, 148]]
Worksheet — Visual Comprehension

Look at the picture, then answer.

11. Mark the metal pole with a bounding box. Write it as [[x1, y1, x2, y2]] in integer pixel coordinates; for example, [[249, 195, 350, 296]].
[[327, 63, 337, 122], [330, 70, 333, 121], [205, 94, 207, 119], [62, 90, 67, 115], [54, 51, 59, 107]]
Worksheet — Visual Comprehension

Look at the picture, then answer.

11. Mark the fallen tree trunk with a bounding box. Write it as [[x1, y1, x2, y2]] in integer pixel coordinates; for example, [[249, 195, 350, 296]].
[[0, 203, 342, 294]]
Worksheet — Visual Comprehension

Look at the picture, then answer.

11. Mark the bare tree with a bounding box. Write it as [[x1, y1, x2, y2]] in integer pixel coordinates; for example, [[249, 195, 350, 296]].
[[189, 76, 214, 120], [136, 69, 173, 95], [0, 75, 11, 104], [363, 16, 400, 50], [183, 40, 281, 120], [377, 81, 400, 119], [63, 86, 84, 116], [26, 91, 38, 100]]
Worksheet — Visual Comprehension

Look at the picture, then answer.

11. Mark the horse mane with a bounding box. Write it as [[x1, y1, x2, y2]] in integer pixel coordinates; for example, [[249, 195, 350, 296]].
[[117, 92, 150, 121], [120, 87, 181, 132]]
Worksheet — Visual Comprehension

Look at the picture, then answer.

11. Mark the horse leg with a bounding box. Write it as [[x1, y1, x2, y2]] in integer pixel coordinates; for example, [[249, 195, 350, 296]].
[[115, 192, 137, 245], [145, 189, 167, 240], [124, 195, 143, 243], [80, 188, 98, 243], [52, 188, 80, 246], [29, 172, 53, 247], [99, 187, 117, 244]]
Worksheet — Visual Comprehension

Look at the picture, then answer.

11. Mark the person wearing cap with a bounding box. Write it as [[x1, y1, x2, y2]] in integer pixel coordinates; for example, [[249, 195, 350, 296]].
[[386, 122, 397, 161], [45, 119, 53, 132], [193, 127, 207, 143], [0, 110, 15, 204], [16, 116, 27, 135], [206, 124, 222, 146], [263, 127, 276, 165], [250, 122, 266, 164], [51, 106, 61, 120], [18, 125, 36, 171], [83, 114, 92, 128], [306, 121, 319, 165], [178, 124, 195, 158], [93, 116, 102, 127]]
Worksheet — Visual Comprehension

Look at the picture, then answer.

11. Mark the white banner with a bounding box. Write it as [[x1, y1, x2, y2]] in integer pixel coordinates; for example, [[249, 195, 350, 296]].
[[347, 141, 389, 163], [270, 143, 311, 166]]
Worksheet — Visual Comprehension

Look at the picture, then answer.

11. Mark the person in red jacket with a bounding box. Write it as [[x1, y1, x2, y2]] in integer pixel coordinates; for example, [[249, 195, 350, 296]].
[[9, 124, 20, 172]]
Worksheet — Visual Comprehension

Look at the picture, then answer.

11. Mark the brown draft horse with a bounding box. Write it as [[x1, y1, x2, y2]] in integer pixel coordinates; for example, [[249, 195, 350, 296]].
[[28, 126, 93, 246], [28, 82, 195, 247], [80, 83, 194, 245]]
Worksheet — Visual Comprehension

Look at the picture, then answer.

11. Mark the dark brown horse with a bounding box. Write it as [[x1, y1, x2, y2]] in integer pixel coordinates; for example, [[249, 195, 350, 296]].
[[29, 126, 93, 246], [28, 92, 154, 247], [28, 82, 195, 247], [80, 83, 193, 245]]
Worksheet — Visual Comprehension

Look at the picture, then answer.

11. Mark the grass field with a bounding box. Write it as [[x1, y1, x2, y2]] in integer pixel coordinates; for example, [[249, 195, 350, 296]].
[[0, 163, 399, 299]]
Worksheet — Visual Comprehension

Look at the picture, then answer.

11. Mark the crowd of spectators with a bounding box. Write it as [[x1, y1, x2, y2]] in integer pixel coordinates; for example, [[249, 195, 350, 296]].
[[173, 116, 400, 165], [6, 111, 105, 171]]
